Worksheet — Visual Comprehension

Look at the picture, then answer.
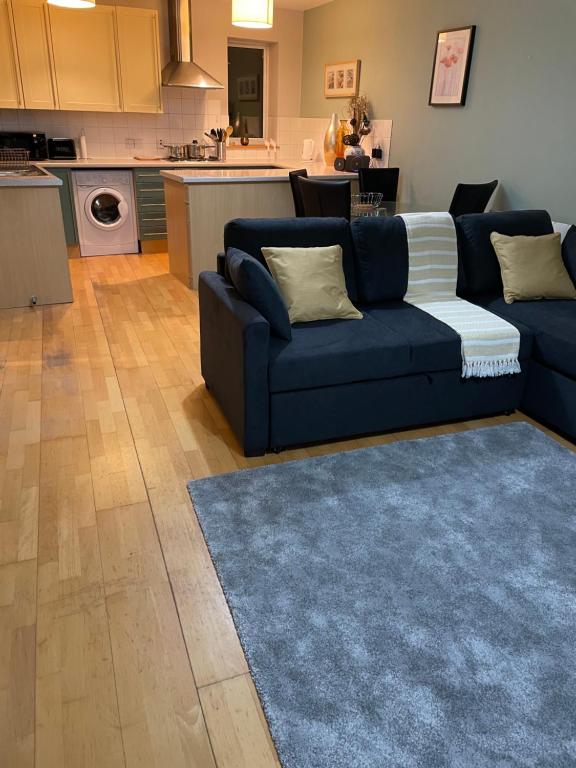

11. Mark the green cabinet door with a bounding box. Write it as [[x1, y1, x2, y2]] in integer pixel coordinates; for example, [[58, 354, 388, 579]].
[[49, 168, 78, 246]]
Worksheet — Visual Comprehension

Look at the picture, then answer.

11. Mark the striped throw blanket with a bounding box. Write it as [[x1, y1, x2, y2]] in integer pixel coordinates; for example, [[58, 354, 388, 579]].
[[398, 212, 521, 378]]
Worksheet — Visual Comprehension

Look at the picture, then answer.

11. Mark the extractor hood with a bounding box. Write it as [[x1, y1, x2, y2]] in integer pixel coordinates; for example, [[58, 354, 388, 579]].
[[162, 0, 224, 89]]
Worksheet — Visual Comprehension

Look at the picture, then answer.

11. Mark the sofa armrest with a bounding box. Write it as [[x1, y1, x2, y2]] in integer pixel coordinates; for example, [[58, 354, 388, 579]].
[[216, 251, 226, 277], [199, 271, 270, 456]]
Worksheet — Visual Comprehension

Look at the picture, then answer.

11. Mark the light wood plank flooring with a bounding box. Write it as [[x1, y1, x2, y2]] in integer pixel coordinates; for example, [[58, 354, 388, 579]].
[[0, 252, 572, 767]]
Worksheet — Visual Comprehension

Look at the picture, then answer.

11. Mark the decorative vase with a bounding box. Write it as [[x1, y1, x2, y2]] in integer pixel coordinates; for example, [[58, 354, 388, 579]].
[[240, 119, 250, 146], [335, 119, 347, 158], [323, 112, 340, 166]]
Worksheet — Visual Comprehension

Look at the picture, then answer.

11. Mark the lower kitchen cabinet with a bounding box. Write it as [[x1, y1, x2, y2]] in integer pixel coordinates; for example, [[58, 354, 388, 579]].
[[50, 168, 78, 246], [134, 168, 168, 242], [0, 185, 72, 308]]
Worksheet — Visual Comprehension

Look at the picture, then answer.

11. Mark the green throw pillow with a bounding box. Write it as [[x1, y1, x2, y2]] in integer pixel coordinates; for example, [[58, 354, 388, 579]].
[[261, 245, 363, 324]]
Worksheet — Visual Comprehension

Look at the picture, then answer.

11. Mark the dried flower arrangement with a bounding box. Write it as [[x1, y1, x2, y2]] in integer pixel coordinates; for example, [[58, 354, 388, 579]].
[[342, 94, 371, 146]]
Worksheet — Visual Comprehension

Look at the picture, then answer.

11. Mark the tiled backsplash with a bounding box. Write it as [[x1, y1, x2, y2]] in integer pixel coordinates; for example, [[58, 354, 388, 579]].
[[0, 87, 392, 163], [275, 116, 392, 165]]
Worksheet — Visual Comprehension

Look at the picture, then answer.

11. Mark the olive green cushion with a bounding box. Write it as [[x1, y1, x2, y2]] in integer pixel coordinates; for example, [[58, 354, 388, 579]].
[[490, 232, 576, 304], [262, 245, 362, 324]]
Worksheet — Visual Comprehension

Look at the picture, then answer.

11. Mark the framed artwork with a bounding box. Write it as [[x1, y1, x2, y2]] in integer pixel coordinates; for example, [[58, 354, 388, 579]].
[[429, 26, 476, 106], [324, 60, 360, 98], [237, 76, 259, 101]]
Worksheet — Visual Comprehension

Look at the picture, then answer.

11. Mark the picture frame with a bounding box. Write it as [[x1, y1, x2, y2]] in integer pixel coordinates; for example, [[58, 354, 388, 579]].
[[429, 26, 476, 106], [237, 75, 259, 102], [324, 60, 360, 98]]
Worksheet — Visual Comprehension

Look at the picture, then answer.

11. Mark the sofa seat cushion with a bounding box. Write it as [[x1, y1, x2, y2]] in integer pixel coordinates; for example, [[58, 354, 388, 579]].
[[269, 300, 534, 394], [268, 303, 464, 394], [268, 311, 410, 393], [476, 296, 576, 379]]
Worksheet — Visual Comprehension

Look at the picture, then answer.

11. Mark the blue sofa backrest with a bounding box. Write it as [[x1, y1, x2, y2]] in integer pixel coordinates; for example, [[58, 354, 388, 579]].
[[351, 217, 408, 303], [350, 210, 555, 303], [222, 210, 555, 308], [224, 217, 358, 302], [455, 210, 553, 296]]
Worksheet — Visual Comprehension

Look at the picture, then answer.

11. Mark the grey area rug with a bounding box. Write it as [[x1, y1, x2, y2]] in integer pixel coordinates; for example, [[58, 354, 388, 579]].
[[187, 423, 576, 768]]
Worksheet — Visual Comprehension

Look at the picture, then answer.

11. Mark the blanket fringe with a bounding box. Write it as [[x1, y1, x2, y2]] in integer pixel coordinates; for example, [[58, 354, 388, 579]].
[[462, 358, 522, 379]]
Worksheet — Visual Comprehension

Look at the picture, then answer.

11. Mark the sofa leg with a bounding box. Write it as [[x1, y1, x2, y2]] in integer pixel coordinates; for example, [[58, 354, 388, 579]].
[[272, 446, 284, 454], [245, 447, 266, 457], [504, 409, 515, 416]]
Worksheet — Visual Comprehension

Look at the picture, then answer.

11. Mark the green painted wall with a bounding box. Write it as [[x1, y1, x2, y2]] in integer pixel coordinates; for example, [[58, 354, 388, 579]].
[[301, 0, 576, 221]]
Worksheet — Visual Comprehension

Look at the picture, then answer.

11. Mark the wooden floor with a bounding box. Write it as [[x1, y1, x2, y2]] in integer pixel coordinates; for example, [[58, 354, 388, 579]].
[[0, 252, 572, 768]]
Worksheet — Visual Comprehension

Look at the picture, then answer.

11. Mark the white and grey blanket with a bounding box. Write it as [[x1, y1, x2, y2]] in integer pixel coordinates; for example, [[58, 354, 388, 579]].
[[398, 211, 521, 378]]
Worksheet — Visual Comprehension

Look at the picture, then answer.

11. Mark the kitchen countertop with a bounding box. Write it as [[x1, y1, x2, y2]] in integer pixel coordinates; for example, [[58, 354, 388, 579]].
[[38, 157, 285, 169], [160, 161, 355, 184], [0, 165, 62, 188]]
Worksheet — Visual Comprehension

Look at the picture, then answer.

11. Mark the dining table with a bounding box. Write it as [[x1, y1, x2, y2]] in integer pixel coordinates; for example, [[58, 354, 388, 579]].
[[351, 201, 436, 218]]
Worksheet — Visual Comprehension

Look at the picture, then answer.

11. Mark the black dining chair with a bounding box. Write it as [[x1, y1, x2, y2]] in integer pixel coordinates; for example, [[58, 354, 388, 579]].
[[449, 180, 498, 217], [298, 177, 351, 220], [357, 167, 400, 202], [288, 168, 308, 217]]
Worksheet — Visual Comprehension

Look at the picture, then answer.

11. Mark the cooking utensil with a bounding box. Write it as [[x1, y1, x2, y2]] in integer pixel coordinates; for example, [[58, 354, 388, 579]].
[[186, 141, 205, 160], [160, 140, 188, 161]]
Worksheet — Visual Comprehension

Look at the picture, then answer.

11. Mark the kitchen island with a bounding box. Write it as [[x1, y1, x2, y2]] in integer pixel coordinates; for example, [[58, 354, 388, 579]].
[[160, 162, 357, 290], [0, 168, 72, 309]]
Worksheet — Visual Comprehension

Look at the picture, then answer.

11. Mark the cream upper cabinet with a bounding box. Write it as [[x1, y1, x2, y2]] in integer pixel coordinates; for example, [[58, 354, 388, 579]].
[[0, 0, 22, 109], [48, 5, 121, 112], [116, 7, 162, 113], [11, 0, 57, 110]]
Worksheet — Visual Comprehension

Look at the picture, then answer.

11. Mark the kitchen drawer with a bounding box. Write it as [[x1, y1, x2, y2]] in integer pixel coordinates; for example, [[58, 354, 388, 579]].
[[139, 229, 167, 241], [133, 168, 165, 178], [136, 188, 165, 203], [135, 177, 164, 190], [137, 201, 166, 217]]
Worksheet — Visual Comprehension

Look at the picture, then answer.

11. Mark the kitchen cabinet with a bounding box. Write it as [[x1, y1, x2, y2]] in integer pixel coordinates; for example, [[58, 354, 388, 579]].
[[49, 168, 78, 246], [11, 0, 57, 110], [116, 7, 162, 114], [0, 185, 72, 308], [0, 0, 22, 109], [134, 168, 168, 241], [48, 5, 121, 112]]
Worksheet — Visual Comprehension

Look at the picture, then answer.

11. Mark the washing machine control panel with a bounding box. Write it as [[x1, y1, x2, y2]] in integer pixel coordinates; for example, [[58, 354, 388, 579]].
[[74, 170, 133, 188]]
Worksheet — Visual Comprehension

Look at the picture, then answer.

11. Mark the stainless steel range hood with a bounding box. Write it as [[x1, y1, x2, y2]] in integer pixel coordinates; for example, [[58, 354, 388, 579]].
[[162, 0, 224, 89]]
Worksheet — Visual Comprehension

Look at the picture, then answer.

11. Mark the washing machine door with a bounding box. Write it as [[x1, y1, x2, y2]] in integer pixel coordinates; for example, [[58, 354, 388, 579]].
[[85, 187, 129, 231]]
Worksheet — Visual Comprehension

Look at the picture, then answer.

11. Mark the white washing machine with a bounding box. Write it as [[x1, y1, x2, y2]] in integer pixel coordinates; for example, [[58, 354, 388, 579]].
[[72, 170, 138, 257]]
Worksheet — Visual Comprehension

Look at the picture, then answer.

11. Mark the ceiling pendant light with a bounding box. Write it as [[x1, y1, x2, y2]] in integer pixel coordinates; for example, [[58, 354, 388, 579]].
[[47, 0, 95, 8], [232, 0, 273, 29]]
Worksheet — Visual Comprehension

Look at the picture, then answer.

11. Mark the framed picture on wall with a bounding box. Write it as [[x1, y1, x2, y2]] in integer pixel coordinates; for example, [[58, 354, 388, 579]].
[[237, 76, 259, 101], [324, 60, 360, 98], [429, 26, 476, 106]]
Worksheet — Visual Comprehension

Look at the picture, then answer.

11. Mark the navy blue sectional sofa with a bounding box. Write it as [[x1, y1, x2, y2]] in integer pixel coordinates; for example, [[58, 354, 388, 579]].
[[198, 211, 576, 456]]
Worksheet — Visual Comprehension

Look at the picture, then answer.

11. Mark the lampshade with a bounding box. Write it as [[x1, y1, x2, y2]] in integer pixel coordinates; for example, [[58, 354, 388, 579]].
[[231, 0, 273, 29], [47, 0, 95, 7], [47, 0, 96, 6]]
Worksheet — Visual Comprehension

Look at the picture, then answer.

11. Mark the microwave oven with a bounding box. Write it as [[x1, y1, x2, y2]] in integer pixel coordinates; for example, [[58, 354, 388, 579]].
[[0, 131, 48, 161]]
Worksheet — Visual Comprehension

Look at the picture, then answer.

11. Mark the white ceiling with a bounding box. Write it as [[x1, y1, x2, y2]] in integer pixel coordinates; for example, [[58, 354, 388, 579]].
[[275, 0, 333, 11]]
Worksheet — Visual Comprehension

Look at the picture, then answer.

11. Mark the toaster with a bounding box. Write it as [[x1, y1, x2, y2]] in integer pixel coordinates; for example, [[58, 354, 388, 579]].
[[47, 138, 77, 160]]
